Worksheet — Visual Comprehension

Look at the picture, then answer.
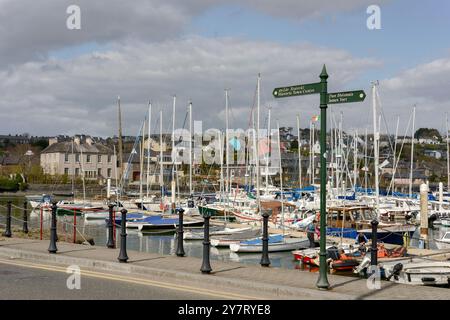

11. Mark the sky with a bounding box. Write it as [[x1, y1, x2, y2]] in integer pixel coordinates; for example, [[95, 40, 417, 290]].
[[0, 0, 449, 138]]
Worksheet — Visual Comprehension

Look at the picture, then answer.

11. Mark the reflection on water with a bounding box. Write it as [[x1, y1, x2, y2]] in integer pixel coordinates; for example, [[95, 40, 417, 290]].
[[1, 196, 449, 271]]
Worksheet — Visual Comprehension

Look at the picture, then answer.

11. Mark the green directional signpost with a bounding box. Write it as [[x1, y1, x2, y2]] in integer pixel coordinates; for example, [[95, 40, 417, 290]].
[[273, 65, 366, 290]]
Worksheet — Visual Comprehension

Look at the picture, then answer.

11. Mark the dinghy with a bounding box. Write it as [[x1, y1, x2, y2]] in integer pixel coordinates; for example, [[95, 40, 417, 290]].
[[229, 234, 309, 253], [382, 259, 450, 286], [183, 226, 252, 240], [126, 215, 204, 231], [210, 228, 262, 247], [435, 231, 450, 250]]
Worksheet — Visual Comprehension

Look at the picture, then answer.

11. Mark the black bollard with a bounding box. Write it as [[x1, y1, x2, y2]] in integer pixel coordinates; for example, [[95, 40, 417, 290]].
[[370, 219, 379, 267], [260, 209, 271, 267], [107, 204, 115, 248], [2, 201, 12, 237], [176, 208, 185, 257], [117, 209, 129, 263], [48, 202, 58, 253], [200, 212, 212, 274], [23, 201, 29, 234]]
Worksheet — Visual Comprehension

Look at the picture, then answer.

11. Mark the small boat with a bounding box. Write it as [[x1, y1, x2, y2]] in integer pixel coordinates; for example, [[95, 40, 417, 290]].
[[229, 234, 309, 253], [126, 215, 204, 231], [27, 194, 52, 210], [382, 259, 450, 286], [105, 213, 146, 226], [183, 226, 252, 240], [56, 201, 104, 216], [83, 211, 110, 220], [435, 231, 450, 250], [210, 228, 262, 247]]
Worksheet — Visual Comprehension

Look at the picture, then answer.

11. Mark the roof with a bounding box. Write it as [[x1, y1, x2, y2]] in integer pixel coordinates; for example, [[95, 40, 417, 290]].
[[41, 141, 113, 154]]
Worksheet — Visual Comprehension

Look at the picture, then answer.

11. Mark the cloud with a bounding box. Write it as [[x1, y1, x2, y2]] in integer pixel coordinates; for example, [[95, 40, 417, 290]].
[[0, 36, 380, 137], [0, 0, 213, 66], [332, 56, 450, 137], [0, 0, 391, 67]]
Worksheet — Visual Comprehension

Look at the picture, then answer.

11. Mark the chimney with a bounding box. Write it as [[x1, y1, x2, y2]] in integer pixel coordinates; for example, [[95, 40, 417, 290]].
[[86, 136, 93, 146], [74, 136, 81, 145]]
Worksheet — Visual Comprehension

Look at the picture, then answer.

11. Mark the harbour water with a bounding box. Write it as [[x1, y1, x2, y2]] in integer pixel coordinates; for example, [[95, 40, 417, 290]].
[[1, 196, 448, 271]]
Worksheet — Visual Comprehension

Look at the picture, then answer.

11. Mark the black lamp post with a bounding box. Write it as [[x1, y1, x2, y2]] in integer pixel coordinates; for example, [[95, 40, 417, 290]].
[[22, 201, 29, 234], [2, 201, 12, 237], [260, 209, 271, 267], [200, 210, 212, 274], [48, 202, 58, 253], [107, 204, 115, 248], [117, 209, 129, 263], [176, 208, 185, 257]]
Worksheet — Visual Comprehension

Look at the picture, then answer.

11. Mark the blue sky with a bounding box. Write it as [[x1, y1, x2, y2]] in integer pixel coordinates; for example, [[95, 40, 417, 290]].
[[187, 0, 450, 83]]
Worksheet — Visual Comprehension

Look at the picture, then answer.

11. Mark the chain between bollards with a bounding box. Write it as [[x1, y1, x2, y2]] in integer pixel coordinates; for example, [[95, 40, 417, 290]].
[[260, 209, 271, 267], [176, 207, 185, 257], [107, 203, 115, 248], [200, 213, 212, 274], [2, 201, 12, 237], [22, 201, 29, 234], [118, 209, 129, 262], [48, 202, 58, 253]]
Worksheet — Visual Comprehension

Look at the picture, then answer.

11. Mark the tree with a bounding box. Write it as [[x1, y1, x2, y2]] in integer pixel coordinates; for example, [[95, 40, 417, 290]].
[[414, 128, 442, 141]]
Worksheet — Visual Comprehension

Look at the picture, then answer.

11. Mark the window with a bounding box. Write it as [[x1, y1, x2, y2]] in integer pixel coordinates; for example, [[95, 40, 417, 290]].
[[107, 168, 112, 178], [108, 154, 112, 163], [75, 154, 80, 162], [98, 168, 102, 177], [64, 168, 69, 175], [98, 155, 102, 163], [75, 168, 79, 176], [86, 154, 91, 163], [64, 153, 69, 162]]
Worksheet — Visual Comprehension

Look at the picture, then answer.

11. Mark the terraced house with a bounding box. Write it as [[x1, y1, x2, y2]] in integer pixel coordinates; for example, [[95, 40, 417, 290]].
[[40, 135, 117, 181]]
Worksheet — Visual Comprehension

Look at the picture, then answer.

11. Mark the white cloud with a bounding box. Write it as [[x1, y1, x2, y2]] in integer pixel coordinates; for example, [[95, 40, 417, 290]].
[[0, 36, 380, 137]]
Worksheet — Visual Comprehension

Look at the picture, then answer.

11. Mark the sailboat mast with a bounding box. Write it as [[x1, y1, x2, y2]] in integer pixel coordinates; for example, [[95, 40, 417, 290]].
[[265, 106, 271, 191], [392, 115, 400, 193], [409, 105, 416, 198], [447, 113, 450, 190], [372, 82, 380, 218], [146, 102, 152, 198], [353, 130, 358, 192], [256, 74, 261, 212], [117, 96, 124, 188], [159, 108, 164, 211], [80, 146, 86, 204], [277, 120, 284, 233], [171, 96, 176, 207], [139, 118, 145, 202], [309, 121, 312, 185], [312, 122, 315, 185], [225, 89, 230, 194], [114, 145, 119, 203], [189, 101, 193, 195], [71, 138, 74, 198], [364, 128, 368, 195], [297, 115, 302, 189]]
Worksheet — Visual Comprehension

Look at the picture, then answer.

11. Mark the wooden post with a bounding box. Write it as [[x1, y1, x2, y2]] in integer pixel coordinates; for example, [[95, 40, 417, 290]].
[[419, 183, 428, 248]]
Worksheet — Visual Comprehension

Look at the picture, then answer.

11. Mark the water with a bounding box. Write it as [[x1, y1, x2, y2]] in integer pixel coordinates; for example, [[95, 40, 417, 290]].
[[2, 195, 449, 271], [0, 196, 300, 270]]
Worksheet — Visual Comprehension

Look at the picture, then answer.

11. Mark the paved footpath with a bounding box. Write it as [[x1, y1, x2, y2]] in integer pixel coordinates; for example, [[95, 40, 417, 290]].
[[0, 237, 449, 300]]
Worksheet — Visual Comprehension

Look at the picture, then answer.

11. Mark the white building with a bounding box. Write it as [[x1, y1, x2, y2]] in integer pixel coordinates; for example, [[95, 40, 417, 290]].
[[40, 135, 117, 180]]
